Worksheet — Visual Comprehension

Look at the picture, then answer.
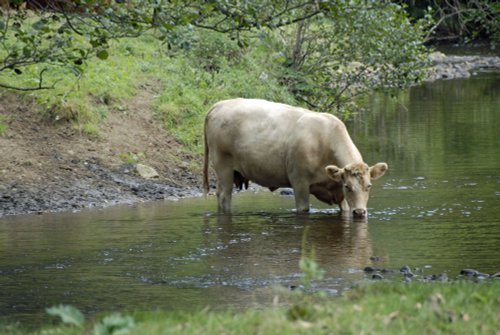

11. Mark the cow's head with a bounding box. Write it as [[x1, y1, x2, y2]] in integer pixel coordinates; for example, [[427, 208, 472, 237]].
[[325, 162, 388, 218]]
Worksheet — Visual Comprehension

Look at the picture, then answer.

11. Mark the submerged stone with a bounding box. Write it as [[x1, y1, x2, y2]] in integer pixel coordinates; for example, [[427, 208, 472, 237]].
[[460, 269, 479, 277]]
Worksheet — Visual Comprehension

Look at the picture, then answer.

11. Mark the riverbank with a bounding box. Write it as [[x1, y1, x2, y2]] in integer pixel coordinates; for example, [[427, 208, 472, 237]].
[[1, 53, 499, 218], [0, 86, 203, 218], [2, 281, 498, 335], [426, 51, 500, 81]]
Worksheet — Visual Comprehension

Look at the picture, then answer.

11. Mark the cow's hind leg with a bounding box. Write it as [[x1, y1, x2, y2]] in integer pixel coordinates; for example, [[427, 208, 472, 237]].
[[215, 163, 234, 213]]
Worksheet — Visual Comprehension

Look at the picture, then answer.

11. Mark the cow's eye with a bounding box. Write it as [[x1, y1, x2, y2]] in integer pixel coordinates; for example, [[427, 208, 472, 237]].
[[345, 185, 353, 192]]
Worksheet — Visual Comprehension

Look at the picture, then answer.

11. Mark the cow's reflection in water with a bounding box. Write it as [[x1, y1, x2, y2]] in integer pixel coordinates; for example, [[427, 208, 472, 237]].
[[201, 211, 373, 285]]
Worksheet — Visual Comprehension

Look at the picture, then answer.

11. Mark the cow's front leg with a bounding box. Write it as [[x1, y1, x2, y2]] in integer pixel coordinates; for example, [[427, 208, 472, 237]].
[[292, 182, 310, 212], [215, 165, 234, 213]]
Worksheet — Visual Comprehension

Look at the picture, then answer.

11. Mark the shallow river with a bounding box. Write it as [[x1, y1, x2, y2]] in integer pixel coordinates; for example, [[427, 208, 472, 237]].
[[1, 73, 499, 325]]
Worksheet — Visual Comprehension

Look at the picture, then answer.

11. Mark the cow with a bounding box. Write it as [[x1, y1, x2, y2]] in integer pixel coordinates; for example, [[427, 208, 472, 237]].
[[203, 98, 388, 218]]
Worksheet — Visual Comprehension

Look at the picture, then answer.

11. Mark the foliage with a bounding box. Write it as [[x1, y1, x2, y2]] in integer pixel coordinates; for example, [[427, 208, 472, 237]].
[[46, 304, 85, 328], [119, 151, 146, 164], [0, 114, 7, 135], [151, 29, 296, 152], [3, 281, 499, 334], [298, 227, 325, 288], [45, 305, 134, 335], [93, 314, 135, 335], [0, 0, 326, 91], [401, 0, 500, 47], [264, 1, 432, 117], [0, 1, 433, 142]]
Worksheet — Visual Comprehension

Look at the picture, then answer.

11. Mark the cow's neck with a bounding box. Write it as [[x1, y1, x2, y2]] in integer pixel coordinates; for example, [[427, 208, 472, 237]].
[[332, 138, 364, 168]]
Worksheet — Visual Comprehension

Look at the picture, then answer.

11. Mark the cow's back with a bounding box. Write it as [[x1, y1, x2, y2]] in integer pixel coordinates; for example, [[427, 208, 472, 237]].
[[205, 98, 307, 187]]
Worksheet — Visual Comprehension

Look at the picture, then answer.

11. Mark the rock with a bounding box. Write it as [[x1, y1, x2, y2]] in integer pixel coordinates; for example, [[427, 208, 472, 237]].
[[135, 163, 159, 179], [460, 269, 479, 277], [400, 265, 412, 274], [280, 188, 294, 196], [364, 266, 376, 273], [370, 256, 381, 262], [426, 53, 500, 82], [429, 51, 447, 63], [400, 265, 415, 278], [372, 273, 384, 280]]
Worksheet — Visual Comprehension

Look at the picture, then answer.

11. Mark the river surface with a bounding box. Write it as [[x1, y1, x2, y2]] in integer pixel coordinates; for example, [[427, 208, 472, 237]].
[[1, 72, 499, 325]]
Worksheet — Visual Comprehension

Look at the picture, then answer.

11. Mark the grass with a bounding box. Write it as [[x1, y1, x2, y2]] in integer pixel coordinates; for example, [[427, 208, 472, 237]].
[[2, 281, 498, 335], [1, 28, 297, 151]]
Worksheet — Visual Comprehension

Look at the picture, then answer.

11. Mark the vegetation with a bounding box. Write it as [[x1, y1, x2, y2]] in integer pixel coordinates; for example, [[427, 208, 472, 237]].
[[401, 0, 500, 47], [1, 1, 435, 152], [1, 281, 498, 335]]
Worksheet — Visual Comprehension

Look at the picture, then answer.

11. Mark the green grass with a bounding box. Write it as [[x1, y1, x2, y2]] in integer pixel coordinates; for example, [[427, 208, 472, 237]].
[[2, 281, 498, 335], [1, 27, 297, 150]]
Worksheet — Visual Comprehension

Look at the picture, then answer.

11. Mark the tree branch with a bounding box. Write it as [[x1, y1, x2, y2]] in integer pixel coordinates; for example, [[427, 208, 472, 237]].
[[0, 68, 60, 91]]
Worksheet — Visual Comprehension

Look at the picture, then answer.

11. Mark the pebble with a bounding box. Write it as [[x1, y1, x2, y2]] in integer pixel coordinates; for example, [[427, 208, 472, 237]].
[[279, 188, 294, 196], [460, 269, 479, 277]]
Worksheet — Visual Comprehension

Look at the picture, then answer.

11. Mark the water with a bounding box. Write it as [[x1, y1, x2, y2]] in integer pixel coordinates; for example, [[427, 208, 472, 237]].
[[1, 73, 499, 325]]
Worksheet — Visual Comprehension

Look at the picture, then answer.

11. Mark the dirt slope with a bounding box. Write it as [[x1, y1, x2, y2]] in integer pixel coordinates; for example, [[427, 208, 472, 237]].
[[0, 83, 203, 217]]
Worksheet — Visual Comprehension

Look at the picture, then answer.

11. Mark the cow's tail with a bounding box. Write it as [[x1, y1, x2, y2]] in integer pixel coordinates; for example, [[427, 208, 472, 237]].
[[202, 109, 211, 198]]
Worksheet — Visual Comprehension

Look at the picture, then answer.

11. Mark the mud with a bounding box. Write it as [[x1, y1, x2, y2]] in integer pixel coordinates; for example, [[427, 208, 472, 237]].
[[0, 158, 202, 217]]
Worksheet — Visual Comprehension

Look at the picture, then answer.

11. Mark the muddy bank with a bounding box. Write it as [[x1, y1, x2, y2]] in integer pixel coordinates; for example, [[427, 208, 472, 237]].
[[0, 158, 202, 217], [0, 86, 204, 218]]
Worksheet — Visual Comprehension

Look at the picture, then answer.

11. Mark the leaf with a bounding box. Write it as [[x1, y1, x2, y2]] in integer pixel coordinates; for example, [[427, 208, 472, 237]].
[[94, 313, 135, 335], [96, 49, 109, 60], [32, 20, 45, 30], [46, 304, 85, 328]]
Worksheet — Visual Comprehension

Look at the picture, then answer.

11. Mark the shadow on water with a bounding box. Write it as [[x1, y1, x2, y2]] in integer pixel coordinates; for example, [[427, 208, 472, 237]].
[[1, 72, 500, 326]]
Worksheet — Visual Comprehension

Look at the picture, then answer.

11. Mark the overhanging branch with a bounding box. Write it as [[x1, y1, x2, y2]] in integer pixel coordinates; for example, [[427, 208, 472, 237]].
[[0, 68, 60, 91]]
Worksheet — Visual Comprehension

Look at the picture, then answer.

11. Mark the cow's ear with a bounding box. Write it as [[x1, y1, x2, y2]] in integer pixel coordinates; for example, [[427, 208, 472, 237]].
[[325, 165, 343, 182], [370, 163, 388, 180]]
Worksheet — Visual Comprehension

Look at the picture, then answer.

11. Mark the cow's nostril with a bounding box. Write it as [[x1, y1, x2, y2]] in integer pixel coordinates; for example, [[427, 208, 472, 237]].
[[353, 209, 366, 217]]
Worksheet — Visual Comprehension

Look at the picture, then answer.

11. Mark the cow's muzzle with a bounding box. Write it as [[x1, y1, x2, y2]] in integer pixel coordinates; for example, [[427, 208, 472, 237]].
[[352, 208, 367, 218]]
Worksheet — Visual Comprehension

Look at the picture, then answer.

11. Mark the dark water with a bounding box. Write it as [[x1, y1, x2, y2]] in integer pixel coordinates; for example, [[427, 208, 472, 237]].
[[1, 73, 499, 325]]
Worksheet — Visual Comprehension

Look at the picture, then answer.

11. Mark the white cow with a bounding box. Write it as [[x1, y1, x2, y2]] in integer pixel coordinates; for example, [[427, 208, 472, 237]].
[[203, 98, 387, 218]]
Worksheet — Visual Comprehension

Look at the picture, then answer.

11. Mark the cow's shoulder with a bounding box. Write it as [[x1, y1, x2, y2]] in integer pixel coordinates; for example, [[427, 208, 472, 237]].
[[295, 111, 345, 131]]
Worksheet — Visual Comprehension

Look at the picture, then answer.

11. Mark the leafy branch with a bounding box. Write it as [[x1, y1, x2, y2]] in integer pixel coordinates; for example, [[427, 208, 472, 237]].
[[0, 0, 334, 91]]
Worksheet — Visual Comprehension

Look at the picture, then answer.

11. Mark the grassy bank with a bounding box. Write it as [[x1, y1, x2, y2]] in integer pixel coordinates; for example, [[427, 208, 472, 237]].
[[1, 29, 296, 154], [2, 281, 498, 335]]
